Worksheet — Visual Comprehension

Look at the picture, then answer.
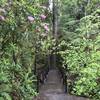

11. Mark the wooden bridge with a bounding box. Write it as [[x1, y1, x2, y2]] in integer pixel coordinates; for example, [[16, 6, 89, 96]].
[[34, 69, 89, 100]]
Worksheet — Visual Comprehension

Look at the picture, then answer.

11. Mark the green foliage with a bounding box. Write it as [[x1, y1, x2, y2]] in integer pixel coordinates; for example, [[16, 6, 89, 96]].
[[59, 0, 100, 99], [0, 0, 52, 99]]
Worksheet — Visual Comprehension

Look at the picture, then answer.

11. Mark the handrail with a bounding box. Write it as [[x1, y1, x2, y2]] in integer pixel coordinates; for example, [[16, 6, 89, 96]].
[[35, 65, 49, 92], [58, 66, 68, 93]]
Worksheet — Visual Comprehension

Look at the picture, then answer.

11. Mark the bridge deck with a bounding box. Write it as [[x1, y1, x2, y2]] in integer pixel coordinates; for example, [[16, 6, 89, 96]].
[[34, 70, 89, 100]]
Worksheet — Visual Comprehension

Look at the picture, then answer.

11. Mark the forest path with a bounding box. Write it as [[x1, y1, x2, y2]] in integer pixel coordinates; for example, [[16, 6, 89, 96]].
[[34, 69, 89, 100]]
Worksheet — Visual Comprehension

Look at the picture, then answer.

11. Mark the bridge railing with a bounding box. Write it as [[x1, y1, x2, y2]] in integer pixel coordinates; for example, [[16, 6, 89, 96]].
[[34, 64, 49, 92], [58, 66, 68, 93]]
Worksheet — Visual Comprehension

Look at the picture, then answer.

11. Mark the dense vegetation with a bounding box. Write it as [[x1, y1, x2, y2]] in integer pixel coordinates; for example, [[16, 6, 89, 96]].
[[0, 0, 100, 100], [0, 0, 53, 99], [59, 0, 100, 100]]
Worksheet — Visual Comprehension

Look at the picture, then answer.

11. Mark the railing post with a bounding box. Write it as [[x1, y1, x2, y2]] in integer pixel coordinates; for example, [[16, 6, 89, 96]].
[[64, 74, 67, 93], [64, 64, 68, 93], [36, 74, 39, 93]]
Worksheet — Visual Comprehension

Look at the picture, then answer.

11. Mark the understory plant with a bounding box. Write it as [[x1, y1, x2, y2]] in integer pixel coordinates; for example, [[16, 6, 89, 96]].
[[59, 1, 100, 99], [0, 0, 52, 99]]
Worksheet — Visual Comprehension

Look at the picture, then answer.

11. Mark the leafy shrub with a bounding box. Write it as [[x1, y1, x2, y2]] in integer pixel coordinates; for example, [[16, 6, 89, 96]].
[[59, 0, 100, 99], [0, 0, 52, 99]]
